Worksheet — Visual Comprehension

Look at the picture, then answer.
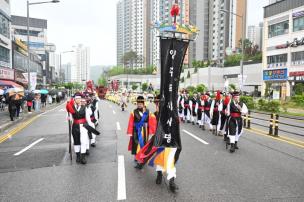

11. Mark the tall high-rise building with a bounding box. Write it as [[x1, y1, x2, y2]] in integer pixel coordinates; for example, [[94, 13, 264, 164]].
[[0, 0, 11, 70], [71, 44, 90, 83], [247, 23, 263, 50], [209, 0, 247, 65]]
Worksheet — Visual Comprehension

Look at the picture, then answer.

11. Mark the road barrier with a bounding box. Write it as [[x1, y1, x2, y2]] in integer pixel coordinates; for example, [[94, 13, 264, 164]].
[[248, 111, 304, 138]]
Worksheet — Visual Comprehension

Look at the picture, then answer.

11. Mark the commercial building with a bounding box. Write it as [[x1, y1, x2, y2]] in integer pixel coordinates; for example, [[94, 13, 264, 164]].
[[263, 0, 304, 99], [0, 0, 12, 70]]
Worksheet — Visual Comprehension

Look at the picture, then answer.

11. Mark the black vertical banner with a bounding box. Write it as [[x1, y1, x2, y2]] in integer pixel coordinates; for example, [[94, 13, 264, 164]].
[[154, 37, 189, 148]]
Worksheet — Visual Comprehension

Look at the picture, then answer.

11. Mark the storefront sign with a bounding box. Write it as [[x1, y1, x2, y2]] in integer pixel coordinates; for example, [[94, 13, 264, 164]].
[[0, 67, 14, 80], [15, 39, 27, 51], [289, 71, 304, 77], [263, 68, 288, 81]]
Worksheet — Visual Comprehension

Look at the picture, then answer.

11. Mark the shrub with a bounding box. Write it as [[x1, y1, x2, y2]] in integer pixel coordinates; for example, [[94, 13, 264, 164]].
[[291, 95, 304, 106], [240, 96, 255, 110], [294, 83, 304, 95], [196, 84, 207, 93], [267, 100, 280, 113], [142, 83, 148, 92], [186, 86, 196, 94], [257, 99, 267, 111]]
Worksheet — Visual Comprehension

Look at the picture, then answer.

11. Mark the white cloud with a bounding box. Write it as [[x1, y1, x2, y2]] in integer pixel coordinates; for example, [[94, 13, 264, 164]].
[[11, 0, 118, 66]]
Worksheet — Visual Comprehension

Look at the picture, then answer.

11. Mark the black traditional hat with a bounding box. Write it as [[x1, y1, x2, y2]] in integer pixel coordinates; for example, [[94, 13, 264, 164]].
[[136, 95, 145, 103], [205, 92, 210, 96], [74, 92, 84, 99], [232, 91, 240, 97]]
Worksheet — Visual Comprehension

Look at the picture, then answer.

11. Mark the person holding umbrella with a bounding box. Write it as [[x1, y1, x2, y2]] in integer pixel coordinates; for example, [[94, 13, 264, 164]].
[[26, 92, 34, 113]]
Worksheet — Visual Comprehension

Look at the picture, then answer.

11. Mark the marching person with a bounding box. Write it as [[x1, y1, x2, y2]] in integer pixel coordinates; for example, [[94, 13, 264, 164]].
[[181, 92, 191, 123], [177, 91, 184, 121], [202, 92, 212, 130], [120, 91, 128, 111], [195, 93, 204, 128], [127, 96, 156, 169], [210, 91, 223, 135], [91, 93, 100, 125], [219, 93, 231, 139], [66, 93, 100, 164], [226, 91, 248, 153], [189, 93, 198, 125]]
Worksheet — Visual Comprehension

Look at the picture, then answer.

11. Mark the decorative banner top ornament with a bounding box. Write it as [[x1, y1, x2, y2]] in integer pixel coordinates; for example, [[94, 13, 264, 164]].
[[170, 3, 180, 18]]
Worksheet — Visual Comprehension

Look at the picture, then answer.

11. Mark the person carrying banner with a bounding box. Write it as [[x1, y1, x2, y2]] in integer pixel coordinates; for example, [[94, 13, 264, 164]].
[[189, 93, 198, 125], [226, 91, 248, 153], [210, 91, 223, 135], [127, 96, 156, 169]]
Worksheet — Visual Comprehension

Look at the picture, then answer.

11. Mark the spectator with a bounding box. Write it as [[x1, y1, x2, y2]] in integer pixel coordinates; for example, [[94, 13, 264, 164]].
[[27, 94, 33, 113], [8, 95, 17, 121], [15, 94, 22, 119], [48, 94, 52, 104], [41, 94, 47, 108]]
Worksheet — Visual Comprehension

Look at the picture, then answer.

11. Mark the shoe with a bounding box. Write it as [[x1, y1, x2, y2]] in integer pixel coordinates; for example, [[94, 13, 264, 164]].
[[224, 136, 228, 142], [156, 171, 162, 185], [76, 152, 81, 163], [80, 154, 87, 164], [192, 122, 195, 125], [230, 143, 235, 153], [169, 178, 178, 193], [235, 142, 239, 149], [187, 120, 191, 123], [134, 163, 143, 170], [86, 149, 90, 156], [91, 143, 96, 147], [199, 125, 201, 128]]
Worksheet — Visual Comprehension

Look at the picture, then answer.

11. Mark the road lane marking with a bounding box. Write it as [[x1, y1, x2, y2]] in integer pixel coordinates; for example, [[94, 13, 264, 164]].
[[246, 128, 304, 149], [113, 110, 116, 115], [0, 103, 65, 144], [14, 138, 44, 156], [117, 155, 126, 201], [116, 122, 121, 131], [183, 129, 209, 145]]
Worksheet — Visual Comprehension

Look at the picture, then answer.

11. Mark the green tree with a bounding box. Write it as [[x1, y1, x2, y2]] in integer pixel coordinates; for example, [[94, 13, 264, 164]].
[[196, 84, 207, 93], [132, 84, 138, 91], [98, 74, 107, 86], [294, 83, 304, 95], [142, 82, 148, 92], [229, 84, 236, 91]]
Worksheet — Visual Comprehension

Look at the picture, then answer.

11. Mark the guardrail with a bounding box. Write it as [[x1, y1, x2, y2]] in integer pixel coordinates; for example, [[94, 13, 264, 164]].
[[242, 111, 304, 138]]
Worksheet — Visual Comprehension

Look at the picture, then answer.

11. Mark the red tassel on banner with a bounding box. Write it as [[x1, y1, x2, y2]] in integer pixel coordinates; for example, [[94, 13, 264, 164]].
[[170, 4, 180, 17]]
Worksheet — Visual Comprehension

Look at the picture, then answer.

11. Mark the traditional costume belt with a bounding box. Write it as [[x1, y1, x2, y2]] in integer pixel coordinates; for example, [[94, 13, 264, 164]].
[[198, 106, 204, 110], [230, 113, 241, 118], [213, 108, 218, 111], [192, 104, 196, 108], [73, 118, 87, 124], [204, 107, 210, 111], [184, 104, 190, 107]]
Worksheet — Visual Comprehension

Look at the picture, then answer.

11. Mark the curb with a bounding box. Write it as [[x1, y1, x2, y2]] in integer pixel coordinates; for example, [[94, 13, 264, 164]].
[[0, 103, 64, 133]]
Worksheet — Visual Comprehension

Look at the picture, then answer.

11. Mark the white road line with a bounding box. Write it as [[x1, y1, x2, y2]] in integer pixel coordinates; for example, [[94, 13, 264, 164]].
[[117, 155, 126, 201], [59, 109, 65, 112], [113, 110, 116, 114], [183, 129, 209, 145], [116, 122, 121, 131], [14, 138, 44, 156]]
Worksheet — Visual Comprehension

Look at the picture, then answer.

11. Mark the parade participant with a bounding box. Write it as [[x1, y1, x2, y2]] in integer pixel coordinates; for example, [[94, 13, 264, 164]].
[[195, 93, 204, 128], [181, 92, 191, 123], [66, 93, 100, 164], [202, 92, 212, 130], [80, 97, 91, 155], [226, 91, 248, 153], [210, 91, 223, 135], [91, 93, 100, 127], [177, 90, 184, 121], [189, 93, 198, 125], [219, 93, 231, 139], [127, 96, 156, 169], [86, 94, 98, 148], [120, 92, 128, 111]]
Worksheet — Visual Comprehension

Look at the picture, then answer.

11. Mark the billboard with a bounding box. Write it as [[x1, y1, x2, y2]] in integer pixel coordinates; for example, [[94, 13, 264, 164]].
[[263, 68, 287, 81]]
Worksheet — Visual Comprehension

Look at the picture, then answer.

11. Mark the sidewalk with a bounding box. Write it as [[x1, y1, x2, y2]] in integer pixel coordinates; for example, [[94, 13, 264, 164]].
[[0, 102, 64, 133]]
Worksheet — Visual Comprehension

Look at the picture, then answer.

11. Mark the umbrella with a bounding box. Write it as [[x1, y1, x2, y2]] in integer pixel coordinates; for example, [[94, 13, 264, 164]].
[[33, 89, 41, 94], [49, 89, 57, 96], [40, 89, 49, 94], [5, 87, 24, 97]]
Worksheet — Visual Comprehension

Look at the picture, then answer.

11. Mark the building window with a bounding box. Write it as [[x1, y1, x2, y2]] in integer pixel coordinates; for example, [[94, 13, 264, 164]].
[[268, 20, 289, 38], [0, 46, 10, 63], [267, 54, 287, 67], [293, 16, 304, 32], [292, 51, 304, 65], [0, 13, 10, 38]]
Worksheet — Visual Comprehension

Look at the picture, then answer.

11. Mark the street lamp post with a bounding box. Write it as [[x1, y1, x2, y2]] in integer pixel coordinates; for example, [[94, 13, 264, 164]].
[[27, 0, 60, 90], [220, 6, 247, 91], [59, 50, 74, 83]]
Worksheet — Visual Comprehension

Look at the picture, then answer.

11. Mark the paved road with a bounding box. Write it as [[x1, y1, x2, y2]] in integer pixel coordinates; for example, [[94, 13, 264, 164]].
[[0, 100, 303, 202]]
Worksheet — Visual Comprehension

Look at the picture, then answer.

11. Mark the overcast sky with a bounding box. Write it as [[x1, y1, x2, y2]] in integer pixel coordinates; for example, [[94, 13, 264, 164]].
[[11, 0, 269, 66]]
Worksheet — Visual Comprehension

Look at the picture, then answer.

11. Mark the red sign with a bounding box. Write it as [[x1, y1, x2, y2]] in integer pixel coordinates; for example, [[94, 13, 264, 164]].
[[0, 67, 14, 80], [289, 71, 304, 77]]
